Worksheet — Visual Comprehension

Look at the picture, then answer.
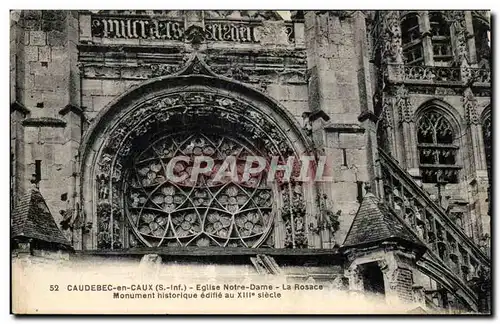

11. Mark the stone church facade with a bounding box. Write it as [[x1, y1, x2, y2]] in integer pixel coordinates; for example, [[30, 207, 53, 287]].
[[10, 10, 491, 314]]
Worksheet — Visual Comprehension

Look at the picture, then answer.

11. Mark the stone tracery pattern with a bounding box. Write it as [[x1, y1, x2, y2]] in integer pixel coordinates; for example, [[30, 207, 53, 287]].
[[94, 90, 300, 249], [417, 111, 460, 183], [125, 133, 274, 248]]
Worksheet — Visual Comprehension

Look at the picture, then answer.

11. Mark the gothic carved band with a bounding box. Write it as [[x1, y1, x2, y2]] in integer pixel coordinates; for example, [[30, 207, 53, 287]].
[[91, 15, 295, 44]]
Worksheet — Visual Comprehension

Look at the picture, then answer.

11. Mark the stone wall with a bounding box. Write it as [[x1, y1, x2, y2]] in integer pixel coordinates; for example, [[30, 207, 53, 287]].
[[305, 11, 376, 244], [11, 11, 82, 236]]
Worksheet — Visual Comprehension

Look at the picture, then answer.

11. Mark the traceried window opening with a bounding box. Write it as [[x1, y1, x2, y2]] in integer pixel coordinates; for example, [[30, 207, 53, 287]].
[[473, 17, 491, 67], [417, 111, 460, 183], [123, 132, 274, 249], [401, 13, 423, 65], [429, 12, 452, 64]]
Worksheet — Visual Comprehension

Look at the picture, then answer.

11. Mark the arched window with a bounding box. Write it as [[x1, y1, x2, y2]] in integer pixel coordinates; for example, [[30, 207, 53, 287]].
[[401, 13, 423, 65], [473, 16, 491, 67], [123, 132, 274, 249], [429, 12, 452, 63], [417, 111, 460, 183]]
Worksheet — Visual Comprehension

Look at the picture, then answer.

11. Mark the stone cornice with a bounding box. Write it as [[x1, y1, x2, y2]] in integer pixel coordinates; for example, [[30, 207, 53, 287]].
[[324, 123, 366, 133], [22, 117, 67, 128]]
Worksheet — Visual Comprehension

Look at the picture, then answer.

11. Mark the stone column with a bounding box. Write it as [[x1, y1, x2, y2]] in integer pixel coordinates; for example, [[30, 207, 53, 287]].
[[463, 88, 490, 245], [419, 11, 434, 66], [393, 85, 419, 177], [345, 265, 364, 292], [464, 11, 478, 65], [446, 11, 469, 68]]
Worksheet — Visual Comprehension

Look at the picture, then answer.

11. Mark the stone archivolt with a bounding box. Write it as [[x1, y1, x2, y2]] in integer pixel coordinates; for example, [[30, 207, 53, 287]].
[[84, 47, 319, 250]]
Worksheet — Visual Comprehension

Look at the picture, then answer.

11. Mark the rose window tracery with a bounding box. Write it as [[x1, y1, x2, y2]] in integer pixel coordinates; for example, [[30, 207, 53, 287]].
[[124, 132, 274, 248]]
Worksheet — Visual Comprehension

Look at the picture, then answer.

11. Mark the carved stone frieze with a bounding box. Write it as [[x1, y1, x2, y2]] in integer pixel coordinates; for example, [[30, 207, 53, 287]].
[[210, 65, 250, 82], [184, 24, 205, 44], [96, 201, 122, 249]]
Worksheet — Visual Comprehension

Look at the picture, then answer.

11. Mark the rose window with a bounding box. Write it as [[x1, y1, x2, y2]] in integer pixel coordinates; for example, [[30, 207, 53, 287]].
[[124, 132, 274, 248]]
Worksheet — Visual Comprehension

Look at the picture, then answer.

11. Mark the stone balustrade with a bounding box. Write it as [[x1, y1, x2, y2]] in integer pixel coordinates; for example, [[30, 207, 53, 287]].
[[387, 64, 491, 85], [378, 150, 490, 286]]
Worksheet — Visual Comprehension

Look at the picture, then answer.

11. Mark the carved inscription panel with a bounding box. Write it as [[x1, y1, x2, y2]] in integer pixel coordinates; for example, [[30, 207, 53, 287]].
[[90, 15, 295, 43]]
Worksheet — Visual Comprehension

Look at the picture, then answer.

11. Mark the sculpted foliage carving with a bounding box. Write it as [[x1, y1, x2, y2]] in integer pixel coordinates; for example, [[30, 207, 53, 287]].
[[395, 86, 414, 123], [443, 11, 469, 66], [380, 11, 403, 65], [281, 182, 308, 248], [463, 88, 479, 125], [92, 90, 305, 249]]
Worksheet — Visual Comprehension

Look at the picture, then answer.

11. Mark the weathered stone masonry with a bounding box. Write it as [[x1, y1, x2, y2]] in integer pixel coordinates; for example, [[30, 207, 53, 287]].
[[10, 10, 491, 314]]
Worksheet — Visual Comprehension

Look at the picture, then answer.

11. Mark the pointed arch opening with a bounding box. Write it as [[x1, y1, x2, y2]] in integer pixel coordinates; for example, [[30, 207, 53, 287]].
[[415, 101, 462, 184], [78, 59, 315, 251]]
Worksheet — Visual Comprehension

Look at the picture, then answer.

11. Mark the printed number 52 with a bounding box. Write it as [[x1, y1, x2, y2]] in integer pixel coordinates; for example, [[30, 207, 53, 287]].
[[49, 285, 59, 291]]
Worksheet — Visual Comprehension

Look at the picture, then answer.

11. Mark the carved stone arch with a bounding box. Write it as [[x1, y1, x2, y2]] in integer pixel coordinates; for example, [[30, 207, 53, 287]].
[[414, 99, 463, 136], [471, 11, 490, 29], [414, 99, 464, 184], [79, 57, 316, 251], [480, 105, 491, 125]]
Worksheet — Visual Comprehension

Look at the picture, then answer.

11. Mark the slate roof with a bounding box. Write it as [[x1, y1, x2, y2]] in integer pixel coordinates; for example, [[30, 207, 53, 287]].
[[342, 193, 426, 251], [11, 188, 72, 248]]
